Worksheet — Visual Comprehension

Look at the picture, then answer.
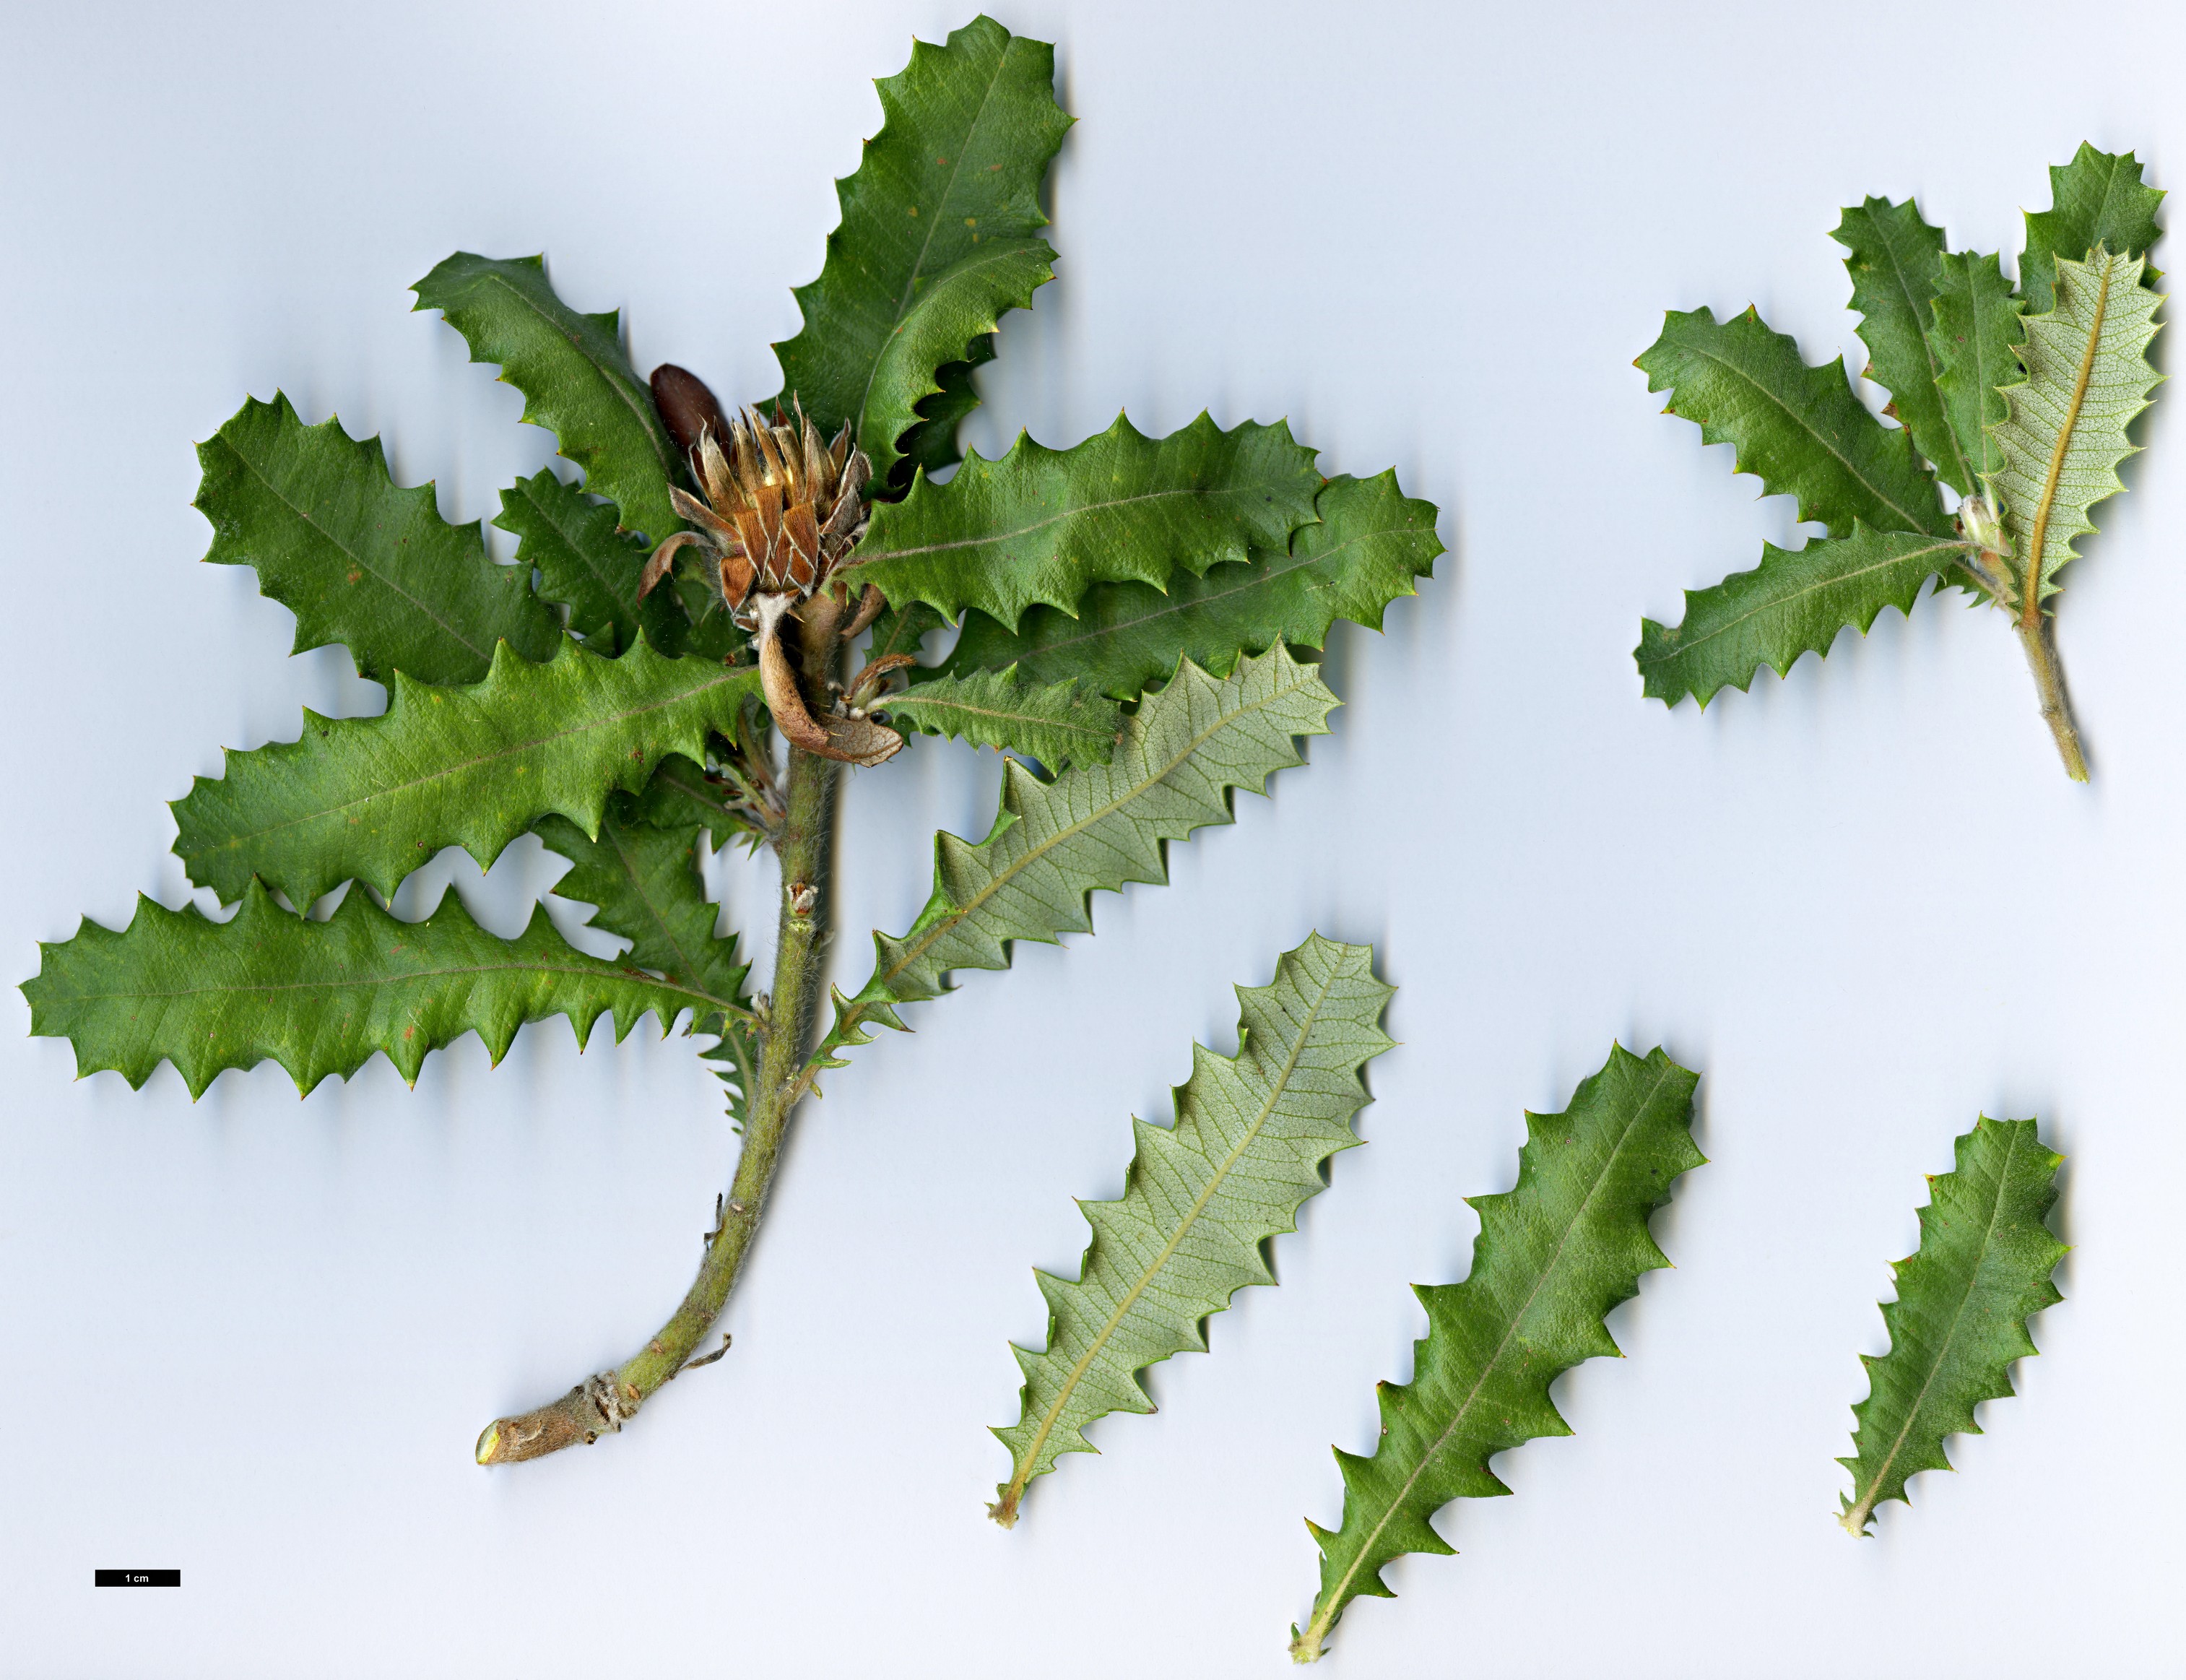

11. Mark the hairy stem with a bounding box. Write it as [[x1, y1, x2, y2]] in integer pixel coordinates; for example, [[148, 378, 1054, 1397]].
[[476, 631, 842, 1466], [2012, 616, 2089, 783]]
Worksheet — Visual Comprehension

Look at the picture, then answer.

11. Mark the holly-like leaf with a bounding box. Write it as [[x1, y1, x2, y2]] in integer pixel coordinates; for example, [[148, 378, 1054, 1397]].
[[1834, 196, 1972, 495], [881, 665, 1122, 766], [22, 879, 732, 1100], [626, 753, 760, 851], [2022, 143, 2164, 315], [895, 341, 994, 484], [864, 599, 950, 669], [537, 807, 747, 1008], [1839, 1116, 2065, 1536], [495, 468, 700, 657], [989, 933, 1392, 1527], [771, 15, 1071, 482], [195, 393, 560, 686], [1987, 247, 2164, 606], [1635, 524, 1972, 708], [817, 645, 1337, 1069], [171, 637, 763, 907], [414, 253, 680, 543], [1291, 1044, 1703, 1663], [849, 413, 1324, 630], [936, 473, 1441, 702], [1636, 306, 1952, 539], [1929, 251, 2026, 503]]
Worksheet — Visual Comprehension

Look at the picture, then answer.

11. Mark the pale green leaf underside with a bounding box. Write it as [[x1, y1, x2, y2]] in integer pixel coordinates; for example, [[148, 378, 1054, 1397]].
[[1636, 525, 1972, 707], [2022, 143, 2164, 316], [22, 880, 724, 1100], [195, 393, 559, 687], [1835, 196, 1971, 495], [849, 412, 1324, 630], [1293, 1044, 1703, 1663], [171, 637, 763, 906], [819, 644, 1338, 1068], [1986, 248, 2164, 604], [936, 472, 1441, 703], [413, 252, 680, 544], [992, 933, 1392, 1523], [771, 15, 1070, 480], [1839, 1116, 2065, 1536], [881, 664, 1121, 766], [1929, 251, 2026, 501]]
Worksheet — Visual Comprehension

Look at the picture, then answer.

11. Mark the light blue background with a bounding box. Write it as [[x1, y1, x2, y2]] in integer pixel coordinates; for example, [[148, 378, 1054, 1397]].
[[2, 1, 2179, 1673]]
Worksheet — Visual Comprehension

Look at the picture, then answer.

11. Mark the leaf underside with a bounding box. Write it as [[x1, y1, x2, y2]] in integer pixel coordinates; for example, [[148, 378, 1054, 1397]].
[[850, 412, 1324, 630], [22, 880, 721, 1099], [195, 393, 560, 687], [880, 664, 1122, 766], [170, 637, 762, 907], [770, 14, 1072, 484], [991, 933, 1393, 1525], [1292, 1044, 1704, 1663], [820, 644, 1339, 1069], [1839, 1116, 2065, 1536]]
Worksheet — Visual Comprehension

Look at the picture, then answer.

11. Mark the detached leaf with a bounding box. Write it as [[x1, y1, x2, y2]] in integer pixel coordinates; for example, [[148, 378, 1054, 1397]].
[[1293, 1045, 1704, 1663], [2022, 143, 2164, 314], [1928, 252, 2026, 503], [1987, 247, 2164, 605], [990, 933, 1392, 1525], [881, 665, 1122, 766], [1835, 196, 1972, 495], [771, 16, 1071, 480], [22, 880, 726, 1099], [171, 638, 762, 907], [1637, 306, 1951, 538], [850, 412, 1324, 630], [938, 472, 1441, 702], [1636, 524, 1971, 708], [1839, 1116, 2065, 1536], [194, 394, 559, 686], [414, 253, 681, 543]]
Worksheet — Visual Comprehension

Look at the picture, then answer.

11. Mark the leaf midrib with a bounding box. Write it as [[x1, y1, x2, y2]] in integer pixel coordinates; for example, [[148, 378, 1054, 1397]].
[[893, 690, 1113, 742], [2019, 252, 2117, 624], [856, 481, 1272, 564], [1639, 537, 1967, 668], [1871, 224, 1970, 490]]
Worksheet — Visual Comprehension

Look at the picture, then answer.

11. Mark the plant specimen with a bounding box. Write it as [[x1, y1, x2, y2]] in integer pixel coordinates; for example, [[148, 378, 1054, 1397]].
[[1636, 144, 2163, 780], [1838, 1116, 2065, 1537], [20, 17, 1442, 1468], [1291, 1045, 1702, 1663], [990, 933, 1392, 1528]]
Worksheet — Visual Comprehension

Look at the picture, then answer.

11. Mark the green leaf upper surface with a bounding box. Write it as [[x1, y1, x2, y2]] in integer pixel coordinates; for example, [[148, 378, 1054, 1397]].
[[895, 339, 994, 484], [882, 665, 1121, 766], [1987, 248, 2164, 605], [195, 394, 560, 686], [495, 468, 703, 657], [850, 413, 1324, 630], [627, 753, 760, 852], [414, 253, 680, 542], [1635, 524, 1972, 708], [171, 636, 763, 907], [1638, 306, 1951, 539], [22, 879, 724, 1099], [1292, 1044, 1703, 1663], [771, 16, 1071, 481], [1929, 251, 2027, 501], [2022, 144, 2164, 316], [820, 644, 1337, 1067], [991, 934, 1393, 1525], [1838, 1116, 2065, 1536], [1834, 196, 1972, 495], [936, 473, 1442, 703]]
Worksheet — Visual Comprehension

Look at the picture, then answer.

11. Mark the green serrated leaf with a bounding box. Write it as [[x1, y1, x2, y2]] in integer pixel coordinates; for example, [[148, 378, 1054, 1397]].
[[626, 753, 760, 852], [881, 665, 1121, 766], [818, 644, 1337, 1068], [771, 15, 1071, 479], [171, 637, 763, 907], [1834, 196, 1972, 496], [537, 807, 747, 1007], [1986, 248, 2164, 606], [895, 340, 994, 483], [1637, 306, 1951, 539], [936, 473, 1441, 702], [414, 253, 680, 544], [864, 599, 950, 668], [849, 413, 1324, 630], [1929, 251, 2026, 498], [990, 933, 1392, 1526], [1292, 1044, 1704, 1663], [2023, 143, 2164, 315], [1838, 1116, 2065, 1536], [495, 468, 708, 657], [22, 879, 728, 1100], [1635, 524, 1972, 708], [194, 393, 560, 687]]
